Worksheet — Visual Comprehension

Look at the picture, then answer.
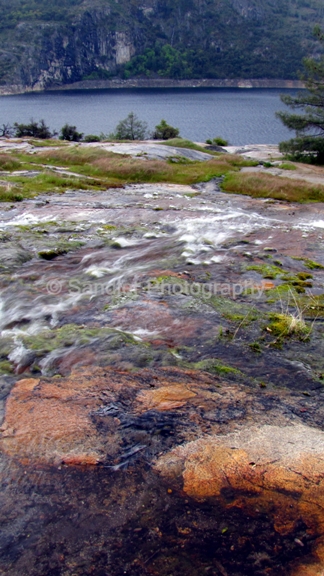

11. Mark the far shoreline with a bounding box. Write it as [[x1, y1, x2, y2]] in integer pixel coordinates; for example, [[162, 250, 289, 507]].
[[0, 77, 304, 96]]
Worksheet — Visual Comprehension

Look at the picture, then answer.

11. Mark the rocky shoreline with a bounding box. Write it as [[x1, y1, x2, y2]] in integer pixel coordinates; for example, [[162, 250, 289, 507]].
[[0, 77, 304, 96]]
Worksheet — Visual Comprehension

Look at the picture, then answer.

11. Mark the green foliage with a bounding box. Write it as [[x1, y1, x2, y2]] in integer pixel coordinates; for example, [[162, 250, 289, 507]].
[[14, 119, 53, 139], [279, 136, 324, 163], [279, 162, 297, 170], [59, 124, 83, 142], [83, 134, 101, 142], [152, 119, 179, 140], [212, 136, 228, 146], [122, 32, 305, 81], [82, 69, 112, 81], [2, 171, 106, 200], [113, 112, 148, 141], [206, 137, 228, 146], [0, 145, 257, 202], [277, 27, 324, 163]]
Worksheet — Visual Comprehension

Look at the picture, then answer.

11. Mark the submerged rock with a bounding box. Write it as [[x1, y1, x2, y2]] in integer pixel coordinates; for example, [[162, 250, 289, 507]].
[[0, 366, 217, 465], [156, 423, 324, 575], [2, 367, 324, 573]]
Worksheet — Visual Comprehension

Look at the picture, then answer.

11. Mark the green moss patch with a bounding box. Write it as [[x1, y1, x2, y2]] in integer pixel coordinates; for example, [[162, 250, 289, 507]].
[[195, 359, 242, 377], [266, 312, 311, 340], [246, 264, 286, 279]]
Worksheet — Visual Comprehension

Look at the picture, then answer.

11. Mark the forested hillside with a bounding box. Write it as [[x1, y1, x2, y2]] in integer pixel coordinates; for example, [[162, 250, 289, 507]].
[[0, 0, 324, 92]]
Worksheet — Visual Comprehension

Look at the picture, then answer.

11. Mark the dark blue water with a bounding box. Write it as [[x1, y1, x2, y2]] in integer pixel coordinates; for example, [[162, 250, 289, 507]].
[[0, 87, 297, 145]]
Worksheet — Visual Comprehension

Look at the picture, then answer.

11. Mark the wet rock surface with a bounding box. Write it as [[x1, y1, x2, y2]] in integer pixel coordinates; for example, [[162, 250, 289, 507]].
[[0, 176, 324, 575]]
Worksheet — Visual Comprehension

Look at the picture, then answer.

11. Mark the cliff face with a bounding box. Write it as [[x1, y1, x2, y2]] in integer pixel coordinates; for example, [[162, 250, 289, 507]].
[[0, 0, 323, 93], [9, 9, 137, 90]]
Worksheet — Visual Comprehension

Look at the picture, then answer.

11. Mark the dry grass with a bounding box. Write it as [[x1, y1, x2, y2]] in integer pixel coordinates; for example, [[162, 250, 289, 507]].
[[222, 172, 324, 202], [36, 149, 253, 185], [0, 154, 20, 171], [92, 156, 173, 181], [3, 146, 257, 198], [39, 147, 112, 166]]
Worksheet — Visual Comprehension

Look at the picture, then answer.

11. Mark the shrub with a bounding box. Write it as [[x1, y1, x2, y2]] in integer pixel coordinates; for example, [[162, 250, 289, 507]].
[[279, 136, 324, 164], [83, 134, 101, 142], [152, 119, 180, 140], [212, 136, 228, 146], [59, 124, 83, 142], [14, 119, 53, 139]]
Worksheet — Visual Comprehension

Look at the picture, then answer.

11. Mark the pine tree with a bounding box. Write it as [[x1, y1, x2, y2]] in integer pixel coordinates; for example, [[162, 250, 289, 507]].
[[277, 26, 324, 163], [114, 112, 148, 141]]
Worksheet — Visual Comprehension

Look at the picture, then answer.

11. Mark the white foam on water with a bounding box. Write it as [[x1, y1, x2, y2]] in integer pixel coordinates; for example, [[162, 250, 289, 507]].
[[8, 339, 29, 365], [0, 213, 58, 228], [39, 347, 73, 374], [210, 255, 225, 263], [174, 210, 271, 262], [311, 220, 324, 229], [83, 242, 160, 280], [0, 290, 84, 333], [292, 219, 324, 232], [111, 236, 142, 248], [131, 328, 159, 339]]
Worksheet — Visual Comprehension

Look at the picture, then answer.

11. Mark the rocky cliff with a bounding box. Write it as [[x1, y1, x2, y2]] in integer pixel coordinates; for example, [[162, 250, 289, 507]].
[[0, 0, 323, 93]]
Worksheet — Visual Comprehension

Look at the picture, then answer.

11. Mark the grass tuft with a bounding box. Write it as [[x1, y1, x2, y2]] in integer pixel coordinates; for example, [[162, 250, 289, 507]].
[[0, 186, 24, 202], [267, 312, 310, 339], [222, 171, 324, 203], [0, 154, 21, 171]]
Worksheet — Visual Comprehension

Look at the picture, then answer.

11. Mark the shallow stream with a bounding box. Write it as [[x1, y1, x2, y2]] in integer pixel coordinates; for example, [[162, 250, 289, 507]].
[[0, 180, 324, 575]]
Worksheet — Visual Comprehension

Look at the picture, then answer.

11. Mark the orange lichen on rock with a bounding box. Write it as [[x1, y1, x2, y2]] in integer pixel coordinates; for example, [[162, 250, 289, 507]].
[[0, 365, 212, 466], [0, 370, 106, 465], [137, 384, 196, 411], [61, 454, 100, 466], [155, 423, 324, 575], [261, 280, 276, 290]]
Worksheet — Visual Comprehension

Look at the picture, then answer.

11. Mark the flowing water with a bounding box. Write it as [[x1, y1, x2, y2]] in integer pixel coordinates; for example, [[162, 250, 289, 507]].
[[0, 179, 324, 575]]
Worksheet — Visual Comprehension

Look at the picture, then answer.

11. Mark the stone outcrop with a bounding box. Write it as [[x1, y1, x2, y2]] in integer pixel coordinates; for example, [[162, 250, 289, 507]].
[[2, 366, 324, 572], [0, 366, 220, 465], [156, 424, 324, 576]]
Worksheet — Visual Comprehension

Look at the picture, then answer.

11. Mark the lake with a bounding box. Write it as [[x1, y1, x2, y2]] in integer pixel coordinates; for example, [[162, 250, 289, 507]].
[[0, 87, 297, 145]]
